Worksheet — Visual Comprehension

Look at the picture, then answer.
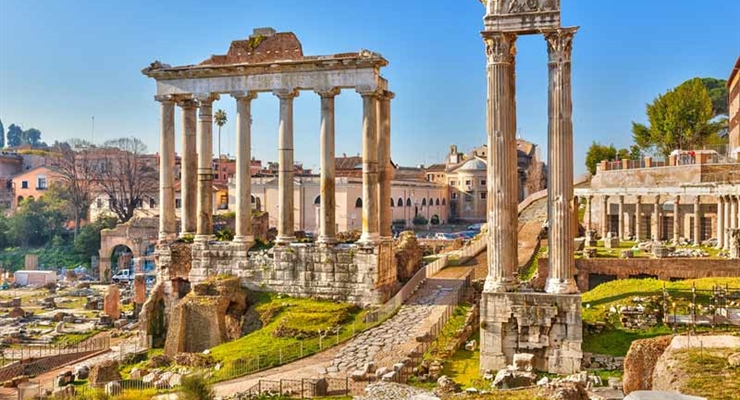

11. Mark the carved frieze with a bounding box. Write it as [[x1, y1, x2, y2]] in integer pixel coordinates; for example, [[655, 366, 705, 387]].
[[482, 0, 560, 34]]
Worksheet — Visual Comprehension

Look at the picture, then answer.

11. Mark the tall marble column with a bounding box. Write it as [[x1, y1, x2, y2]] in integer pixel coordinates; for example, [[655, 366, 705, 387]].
[[635, 195, 642, 241], [195, 94, 218, 241], [601, 195, 609, 238], [274, 89, 299, 245], [724, 195, 732, 250], [156, 95, 176, 241], [673, 196, 681, 243], [544, 27, 578, 294], [573, 196, 580, 238], [233, 91, 258, 245], [357, 87, 380, 245], [693, 195, 701, 244], [586, 195, 593, 231], [378, 91, 394, 239], [618, 195, 625, 239], [178, 98, 198, 237], [653, 196, 661, 241], [482, 32, 518, 292], [730, 195, 738, 235], [717, 196, 725, 249], [316, 87, 340, 245]]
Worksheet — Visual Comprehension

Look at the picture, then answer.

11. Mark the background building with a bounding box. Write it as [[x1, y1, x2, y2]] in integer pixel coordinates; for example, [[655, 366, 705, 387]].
[[729, 55, 740, 158]]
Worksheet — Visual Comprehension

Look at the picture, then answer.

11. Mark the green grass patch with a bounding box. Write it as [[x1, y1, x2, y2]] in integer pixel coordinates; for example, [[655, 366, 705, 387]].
[[206, 292, 375, 382], [582, 326, 671, 356], [678, 348, 740, 400], [519, 246, 546, 282], [424, 303, 472, 361]]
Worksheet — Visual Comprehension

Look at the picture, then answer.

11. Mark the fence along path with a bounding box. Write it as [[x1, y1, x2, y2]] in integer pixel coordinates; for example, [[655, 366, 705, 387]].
[[212, 240, 483, 398]]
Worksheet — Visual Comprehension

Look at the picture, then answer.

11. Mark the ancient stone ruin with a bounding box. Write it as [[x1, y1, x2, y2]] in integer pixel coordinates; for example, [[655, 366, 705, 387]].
[[479, 0, 583, 375]]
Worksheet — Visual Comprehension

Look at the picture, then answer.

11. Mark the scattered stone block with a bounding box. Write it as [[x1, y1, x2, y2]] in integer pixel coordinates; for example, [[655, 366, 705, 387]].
[[52, 386, 75, 399], [537, 376, 549, 386], [103, 285, 121, 319], [621, 249, 634, 258], [129, 367, 148, 380], [89, 360, 122, 385], [393, 363, 405, 372], [604, 237, 620, 249], [104, 381, 122, 396], [728, 353, 740, 368], [436, 375, 460, 393], [492, 370, 536, 389], [375, 367, 388, 378], [465, 339, 477, 351], [623, 391, 707, 400], [75, 365, 90, 380], [381, 371, 397, 381], [363, 362, 376, 374], [512, 353, 534, 372], [351, 370, 366, 381]]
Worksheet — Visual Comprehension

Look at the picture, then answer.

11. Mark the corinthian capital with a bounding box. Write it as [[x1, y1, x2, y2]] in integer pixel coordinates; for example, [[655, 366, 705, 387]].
[[543, 27, 578, 64], [483, 32, 517, 65]]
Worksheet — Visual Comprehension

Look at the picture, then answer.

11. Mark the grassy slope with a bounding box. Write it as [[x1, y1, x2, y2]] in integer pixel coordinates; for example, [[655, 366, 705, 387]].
[[674, 348, 740, 400], [581, 277, 740, 356]]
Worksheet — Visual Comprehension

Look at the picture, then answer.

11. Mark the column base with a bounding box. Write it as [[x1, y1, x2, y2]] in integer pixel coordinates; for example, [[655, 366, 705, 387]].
[[194, 234, 216, 243], [483, 276, 517, 293], [357, 232, 380, 246], [158, 232, 177, 242], [232, 235, 255, 247], [178, 231, 194, 239], [544, 278, 579, 294], [275, 235, 296, 245], [317, 236, 338, 246]]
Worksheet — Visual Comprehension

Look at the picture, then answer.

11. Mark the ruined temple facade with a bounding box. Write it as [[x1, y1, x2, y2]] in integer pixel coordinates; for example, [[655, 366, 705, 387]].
[[479, 0, 582, 375], [140, 29, 399, 347]]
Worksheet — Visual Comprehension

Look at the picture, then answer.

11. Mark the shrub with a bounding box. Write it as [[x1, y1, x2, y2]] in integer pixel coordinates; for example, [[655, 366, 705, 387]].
[[179, 374, 215, 400], [215, 228, 235, 242], [412, 215, 428, 226]]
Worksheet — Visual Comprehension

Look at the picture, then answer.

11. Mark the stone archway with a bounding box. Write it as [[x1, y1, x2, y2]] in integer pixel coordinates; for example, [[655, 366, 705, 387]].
[[98, 217, 158, 282]]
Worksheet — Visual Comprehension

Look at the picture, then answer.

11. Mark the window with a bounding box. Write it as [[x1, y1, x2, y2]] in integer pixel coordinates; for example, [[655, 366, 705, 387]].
[[150, 198, 156, 208], [450, 180, 456, 186], [481, 180, 486, 186], [355, 197, 363, 208], [480, 192, 487, 200], [429, 198, 433, 206], [406, 198, 411, 207], [314, 195, 321, 205], [464, 193, 473, 202], [442, 198, 446, 205], [176, 199, 181, 208], [37, 175, 48, 190], [390, 198, 394, 207], [451, 193, 457, 200], [422, 198, 427, 207], [397, 198, 404, 207], [96, 199, 103, 209], [21, 181, 28, 189], [436, 198, 440, 206], [465, 180, 472, 187]]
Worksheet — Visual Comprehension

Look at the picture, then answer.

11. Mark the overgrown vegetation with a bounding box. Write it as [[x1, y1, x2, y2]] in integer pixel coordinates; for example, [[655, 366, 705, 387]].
[[680, 348, 740, 400], [519, 245, 546, 281], [179, 374, 215, 400]]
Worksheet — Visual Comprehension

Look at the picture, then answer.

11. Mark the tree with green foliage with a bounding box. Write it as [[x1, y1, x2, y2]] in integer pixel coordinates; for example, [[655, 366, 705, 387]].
[[214, 109, 227, 157], [701, 77, 729, 116], [73, 216, 117, 260], [7, 196, 67, 247], [632, 78, 725, 157], [49, 140, 97, 235], [0, 119, 5, 148], [584, 142, 617, 175], [6, 124, 22, 147], [21, 128, 43, 147]]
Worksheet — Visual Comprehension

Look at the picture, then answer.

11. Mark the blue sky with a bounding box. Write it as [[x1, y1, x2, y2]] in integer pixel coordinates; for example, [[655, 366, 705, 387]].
[[1, 0, 738, 175]]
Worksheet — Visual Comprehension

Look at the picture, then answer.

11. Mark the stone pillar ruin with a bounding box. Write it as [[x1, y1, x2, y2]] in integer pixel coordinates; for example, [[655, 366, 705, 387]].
[[104, 284, 121, 320], [233, 92, 258, 245], [378, 91, 394, 239], [693, 195, 701, 244], [717, 195, 725, 249], [635, 195, 642, 241], [482, 31, 518, 292], [601, 195, 609, 238], [586, 195, 593, 231], [653, 196, 661, 241], [178, 98, 198, 237], [478, 2, 582, 375], [196, 94, 218, 241], [673, 195, 681, 243], [157, 96, 176, 241], [358, 87, 380, 245], [617, 195, 625, 239], [730, 195, 738, 237], [724, 195, 732, 250], [729, 228, 740, 260], [275, 89, 299, 244], [544, 27, 579, 295], [317, 88, 340, 244]]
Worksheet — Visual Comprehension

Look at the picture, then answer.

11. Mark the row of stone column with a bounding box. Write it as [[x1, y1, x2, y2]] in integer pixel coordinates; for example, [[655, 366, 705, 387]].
[[156, 88, 393, 247], [717, 195, 740, 250], [584, 194, 740, 247], [482, 27, 578, 295]]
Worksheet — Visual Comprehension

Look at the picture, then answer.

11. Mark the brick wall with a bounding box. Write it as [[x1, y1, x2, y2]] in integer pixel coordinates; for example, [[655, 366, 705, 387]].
[[534, 258, 740, 292]]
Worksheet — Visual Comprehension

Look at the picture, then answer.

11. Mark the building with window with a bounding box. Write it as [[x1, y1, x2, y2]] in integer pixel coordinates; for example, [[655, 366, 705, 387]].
[[729, 55, 740, 159], [9, 166, 62, 210]]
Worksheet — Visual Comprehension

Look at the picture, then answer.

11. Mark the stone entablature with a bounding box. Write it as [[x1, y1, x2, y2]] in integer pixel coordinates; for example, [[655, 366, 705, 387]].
[[591, 163, 740, 189]]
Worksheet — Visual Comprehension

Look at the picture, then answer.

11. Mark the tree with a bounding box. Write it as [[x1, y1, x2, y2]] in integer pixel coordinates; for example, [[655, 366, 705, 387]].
[[7, 196, 67, 247], [21, 128, 42, 147], [584, 142, 617, 175], [95, 137, 158, 223], [6, 124, 22, 147], [632, 78, 722, 157], [48, 139, 97, 235], [73, 216, 117, 260], [701, 77, 729, 116], [214, 109, 227, 158], [0, 119, 5, 148]]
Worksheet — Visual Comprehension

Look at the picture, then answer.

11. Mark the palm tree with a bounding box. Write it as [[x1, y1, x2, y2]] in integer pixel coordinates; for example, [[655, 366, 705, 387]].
[[214, 109, 227, 157]]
